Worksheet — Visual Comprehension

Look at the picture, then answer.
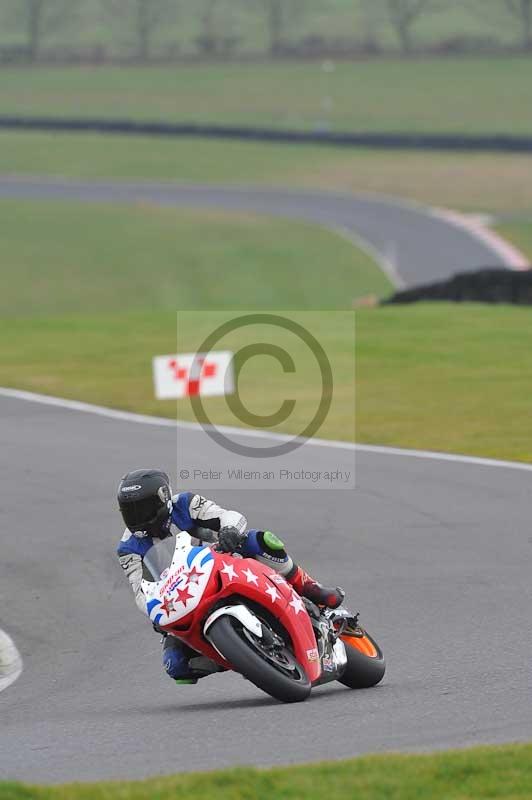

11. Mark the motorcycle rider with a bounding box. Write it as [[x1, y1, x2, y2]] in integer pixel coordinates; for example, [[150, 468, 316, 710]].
[[117, 468, 344, 685]]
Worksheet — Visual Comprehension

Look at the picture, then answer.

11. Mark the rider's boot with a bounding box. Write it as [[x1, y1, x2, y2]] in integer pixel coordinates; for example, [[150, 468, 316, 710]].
[[188, 655, 225, 680], [163, 637, 223, 686], [174, 656, 225, 685], [287, 565, 345, 609]]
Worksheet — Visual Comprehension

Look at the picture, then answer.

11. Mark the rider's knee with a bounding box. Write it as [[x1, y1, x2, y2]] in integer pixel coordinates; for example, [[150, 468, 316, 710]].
[[245, 529, 294, 575]]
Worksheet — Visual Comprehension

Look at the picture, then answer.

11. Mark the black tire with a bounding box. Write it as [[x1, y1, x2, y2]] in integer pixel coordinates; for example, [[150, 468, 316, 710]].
[[207, 615, 311, 703], [338, 631, 386, 689]]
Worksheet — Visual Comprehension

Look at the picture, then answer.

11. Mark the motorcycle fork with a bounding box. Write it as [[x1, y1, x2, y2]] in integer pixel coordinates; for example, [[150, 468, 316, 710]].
[[310, 614, 346, 686]]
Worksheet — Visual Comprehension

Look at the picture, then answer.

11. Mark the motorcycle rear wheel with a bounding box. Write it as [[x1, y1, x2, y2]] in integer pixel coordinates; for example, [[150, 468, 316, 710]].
[[338, 630, 386, 689], [208, 615, 311, 703]]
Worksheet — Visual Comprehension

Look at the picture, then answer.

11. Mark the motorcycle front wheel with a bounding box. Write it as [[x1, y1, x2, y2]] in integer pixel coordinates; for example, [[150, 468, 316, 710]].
[[338, 629, 386, 689], [207, 615, 311, 703]]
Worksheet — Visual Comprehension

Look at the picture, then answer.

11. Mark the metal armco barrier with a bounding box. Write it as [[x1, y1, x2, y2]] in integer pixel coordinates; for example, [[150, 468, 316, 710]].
[[2, 115, 532, 152]]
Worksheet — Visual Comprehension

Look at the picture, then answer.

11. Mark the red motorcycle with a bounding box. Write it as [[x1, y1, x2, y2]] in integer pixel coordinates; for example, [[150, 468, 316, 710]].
[[142, 532, 385, 703]]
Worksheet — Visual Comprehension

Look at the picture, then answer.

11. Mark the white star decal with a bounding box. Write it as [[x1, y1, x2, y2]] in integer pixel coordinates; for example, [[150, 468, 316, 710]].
[[242, 567, 259, 586], [289, 593, 305, 615], [221, 562, 238, 581], [265, 585, 280, 603]]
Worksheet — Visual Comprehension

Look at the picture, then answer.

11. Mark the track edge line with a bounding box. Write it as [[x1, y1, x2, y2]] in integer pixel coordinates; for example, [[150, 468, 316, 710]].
[[2, 386, 532, 473]]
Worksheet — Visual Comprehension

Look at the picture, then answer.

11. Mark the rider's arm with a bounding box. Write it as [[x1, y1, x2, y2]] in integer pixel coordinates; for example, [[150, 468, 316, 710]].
[[171, 492, 247, 539], [117, 530, 153, 615]]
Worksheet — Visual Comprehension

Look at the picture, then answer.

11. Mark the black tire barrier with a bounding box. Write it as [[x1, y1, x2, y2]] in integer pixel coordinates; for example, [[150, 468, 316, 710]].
[[383, 268, 532, 305], [2, 115, 532, 153]]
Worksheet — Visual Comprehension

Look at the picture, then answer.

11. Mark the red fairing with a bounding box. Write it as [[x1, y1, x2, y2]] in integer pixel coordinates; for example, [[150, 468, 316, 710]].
[[159, 550, 322, 683]]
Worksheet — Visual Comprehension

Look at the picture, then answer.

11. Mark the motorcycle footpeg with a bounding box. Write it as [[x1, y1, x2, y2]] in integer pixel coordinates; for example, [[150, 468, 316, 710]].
[[325, 607, 359, 625]]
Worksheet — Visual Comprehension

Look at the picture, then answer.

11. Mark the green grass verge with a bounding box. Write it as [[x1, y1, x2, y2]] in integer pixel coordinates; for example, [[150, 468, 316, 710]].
[[0, 199, 390, 318], [356, 303, 532, 462], [2, 304, 532, 462], [2, 743, 532, 799], [2, 57, 530, 134], [2, 131, 532, 214]]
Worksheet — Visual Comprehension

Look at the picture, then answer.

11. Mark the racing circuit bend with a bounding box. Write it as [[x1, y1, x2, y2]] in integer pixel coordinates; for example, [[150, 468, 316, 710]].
[[0, 176, 521, 288], [0, 392, 531, 783]]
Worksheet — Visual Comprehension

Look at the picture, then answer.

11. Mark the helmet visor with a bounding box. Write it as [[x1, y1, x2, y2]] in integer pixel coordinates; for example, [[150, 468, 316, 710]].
[[120, 495, 164, 532]]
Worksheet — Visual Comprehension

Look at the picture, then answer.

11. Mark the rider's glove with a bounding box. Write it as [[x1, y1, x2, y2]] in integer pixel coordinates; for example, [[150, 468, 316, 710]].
[[217, 526, 247, 554]]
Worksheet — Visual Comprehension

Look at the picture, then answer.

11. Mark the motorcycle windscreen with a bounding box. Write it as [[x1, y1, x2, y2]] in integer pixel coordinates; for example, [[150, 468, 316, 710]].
[[141, 537, 176, 582]]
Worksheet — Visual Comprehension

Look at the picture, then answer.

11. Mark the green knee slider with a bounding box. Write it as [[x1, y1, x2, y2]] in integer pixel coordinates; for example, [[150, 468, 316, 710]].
[[263, 530, 285, 551]]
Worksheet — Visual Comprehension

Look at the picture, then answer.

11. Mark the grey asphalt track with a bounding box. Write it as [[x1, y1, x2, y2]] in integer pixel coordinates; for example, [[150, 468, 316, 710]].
[[0, 177, 511, 287], [1, 395, 531, 783]]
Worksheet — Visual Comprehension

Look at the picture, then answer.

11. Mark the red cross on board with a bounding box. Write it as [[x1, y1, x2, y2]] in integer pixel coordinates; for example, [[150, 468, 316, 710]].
[[167, 358, 218, 396], [168, 359, 188, 381]]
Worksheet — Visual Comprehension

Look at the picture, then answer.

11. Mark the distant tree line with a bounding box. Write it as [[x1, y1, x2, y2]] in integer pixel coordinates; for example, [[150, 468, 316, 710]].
[[0, 0, 530, 63]]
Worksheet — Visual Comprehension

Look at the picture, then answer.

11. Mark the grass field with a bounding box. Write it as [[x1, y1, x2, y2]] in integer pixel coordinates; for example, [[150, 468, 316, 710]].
[[2, 57, 531, 134], [2, 131, 532, 215], [0, 199, 389, 317], [2, 743, 532, 799], [0, 196, 376, 445]]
